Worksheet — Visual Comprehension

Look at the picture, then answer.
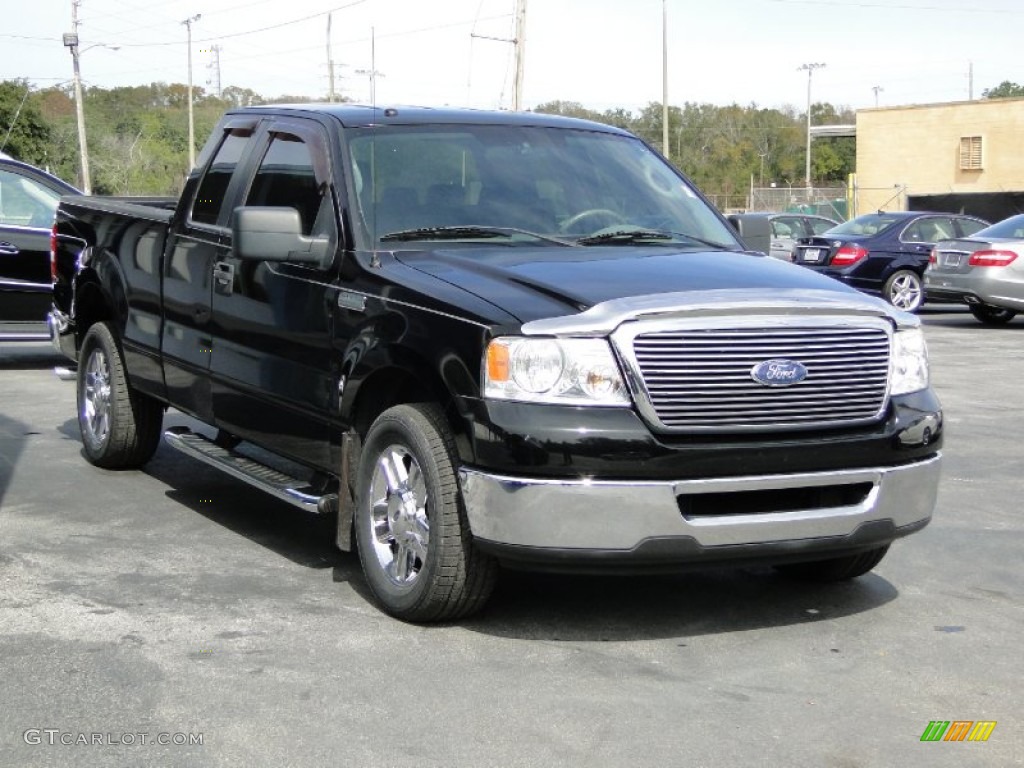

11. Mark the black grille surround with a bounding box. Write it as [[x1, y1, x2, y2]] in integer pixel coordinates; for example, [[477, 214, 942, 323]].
[[613, 317, 892, 433]]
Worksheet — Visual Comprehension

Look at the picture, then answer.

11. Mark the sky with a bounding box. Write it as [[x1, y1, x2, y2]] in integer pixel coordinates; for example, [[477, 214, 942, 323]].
[[2, 0, 1022, 115]]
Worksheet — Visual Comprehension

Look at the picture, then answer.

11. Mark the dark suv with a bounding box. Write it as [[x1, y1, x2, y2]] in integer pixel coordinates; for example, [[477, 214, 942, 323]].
[[792, 211, 988, 312]]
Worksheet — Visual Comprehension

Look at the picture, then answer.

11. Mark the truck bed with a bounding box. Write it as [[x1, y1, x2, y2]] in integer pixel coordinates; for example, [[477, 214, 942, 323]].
[[59, 195, 178, 223]]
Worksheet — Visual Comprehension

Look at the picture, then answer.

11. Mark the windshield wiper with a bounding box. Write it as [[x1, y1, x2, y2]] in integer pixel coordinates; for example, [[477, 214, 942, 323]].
[[576, 229, 673, 245], [379, 226, 575, 246], [667, 232, 736, 250], [575, 229, 734, 249]]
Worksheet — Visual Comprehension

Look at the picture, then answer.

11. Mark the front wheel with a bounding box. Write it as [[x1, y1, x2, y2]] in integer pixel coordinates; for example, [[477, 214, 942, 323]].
[[884, 270, 924, 312], [774, 545, 890, 582], [968, 304, 1017, 325], [77, 322, 163, 469], [354, 403, 497, 621]]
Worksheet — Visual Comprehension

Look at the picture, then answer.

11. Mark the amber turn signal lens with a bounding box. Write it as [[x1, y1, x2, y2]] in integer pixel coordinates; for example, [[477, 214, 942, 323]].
[[486, 341, 510, 382]]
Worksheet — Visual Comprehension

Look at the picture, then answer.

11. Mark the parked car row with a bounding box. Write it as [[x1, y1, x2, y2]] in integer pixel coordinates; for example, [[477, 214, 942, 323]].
[[0, 157, 81, 339], [791, 211, 989, 312], [733, 208, 1024, 324]]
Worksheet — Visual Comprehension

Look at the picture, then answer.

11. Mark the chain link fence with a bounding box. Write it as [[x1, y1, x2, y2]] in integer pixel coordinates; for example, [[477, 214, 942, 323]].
[[745, 186, 849, 221]]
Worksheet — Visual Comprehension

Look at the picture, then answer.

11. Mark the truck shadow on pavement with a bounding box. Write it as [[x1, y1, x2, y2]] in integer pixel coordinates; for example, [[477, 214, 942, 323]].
[[136, 432, 901, 639], [465, 567, 898, 640], [136, 438, 354, 575], [0, 342, 66, 371], [54, 415, 900, 639], [0, 412, 29, 511]]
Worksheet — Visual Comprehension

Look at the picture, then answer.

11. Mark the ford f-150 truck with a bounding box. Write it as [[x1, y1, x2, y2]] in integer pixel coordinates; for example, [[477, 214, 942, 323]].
[[50, 104, 942, 621]]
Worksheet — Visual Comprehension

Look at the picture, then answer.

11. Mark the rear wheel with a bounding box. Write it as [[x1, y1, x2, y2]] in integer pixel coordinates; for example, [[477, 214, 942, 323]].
[[77, 322, 163, 468], [774, 545, 890, 582], [968, 304, 1017, 325], [884, 270, 924, 312], [354, 403, 497, 621]]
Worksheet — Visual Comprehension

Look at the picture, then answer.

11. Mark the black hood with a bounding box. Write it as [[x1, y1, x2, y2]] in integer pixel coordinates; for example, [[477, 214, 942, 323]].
[[396, 245, 870, 324]]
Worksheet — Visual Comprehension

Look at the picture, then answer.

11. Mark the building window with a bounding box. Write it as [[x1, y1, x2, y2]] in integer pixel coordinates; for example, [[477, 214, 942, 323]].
[[959, 136, 983, 170]]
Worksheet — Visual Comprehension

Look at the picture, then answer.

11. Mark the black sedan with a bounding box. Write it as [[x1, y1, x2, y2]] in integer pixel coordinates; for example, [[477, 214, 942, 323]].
[[792, 211, 988, 312], [0, 158, 80, 339]]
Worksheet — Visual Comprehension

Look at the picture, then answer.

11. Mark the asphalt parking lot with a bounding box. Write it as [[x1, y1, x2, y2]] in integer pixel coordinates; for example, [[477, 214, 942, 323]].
[[0, 306, 1021, 768]]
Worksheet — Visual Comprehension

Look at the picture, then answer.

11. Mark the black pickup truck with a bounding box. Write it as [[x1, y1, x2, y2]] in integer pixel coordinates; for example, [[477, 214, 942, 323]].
[[50, 104, 943, 621]]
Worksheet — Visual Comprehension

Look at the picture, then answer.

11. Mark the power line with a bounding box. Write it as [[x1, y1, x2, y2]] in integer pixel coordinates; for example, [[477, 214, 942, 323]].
[[0, 34, 61, 42], [765, 0, 1022, 12], [106, 0, 371, 47]]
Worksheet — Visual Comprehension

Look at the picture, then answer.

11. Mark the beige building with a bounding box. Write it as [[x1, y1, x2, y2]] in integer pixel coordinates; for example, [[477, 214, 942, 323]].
[[854, 97, 1024, 220]]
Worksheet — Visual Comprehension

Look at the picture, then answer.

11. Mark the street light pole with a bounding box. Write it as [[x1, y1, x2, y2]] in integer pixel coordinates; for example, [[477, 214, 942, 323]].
[[63, 0, 92, 194], [798, 62, 825, 187], [182, 14, 201, 171], [63, 32, 91, 194], [512, 0, 527, 111], [662, 0, 669, 157]]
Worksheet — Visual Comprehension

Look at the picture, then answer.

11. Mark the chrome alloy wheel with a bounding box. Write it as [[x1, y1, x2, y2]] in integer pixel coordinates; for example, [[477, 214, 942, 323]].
[[368, 443, 430, 586], [82, 348, 112, 447], [888, 272, 922, 311]]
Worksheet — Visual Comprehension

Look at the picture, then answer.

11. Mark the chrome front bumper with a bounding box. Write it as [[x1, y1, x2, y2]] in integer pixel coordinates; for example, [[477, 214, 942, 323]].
[[459, 455, 941, 554]]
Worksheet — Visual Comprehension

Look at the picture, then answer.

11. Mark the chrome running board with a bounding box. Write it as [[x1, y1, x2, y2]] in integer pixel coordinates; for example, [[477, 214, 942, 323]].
[[163, 427, 336, 515]]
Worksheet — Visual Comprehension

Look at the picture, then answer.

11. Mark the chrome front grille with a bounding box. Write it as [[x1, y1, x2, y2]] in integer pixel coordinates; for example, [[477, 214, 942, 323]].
[[616, 320, 891, 432]]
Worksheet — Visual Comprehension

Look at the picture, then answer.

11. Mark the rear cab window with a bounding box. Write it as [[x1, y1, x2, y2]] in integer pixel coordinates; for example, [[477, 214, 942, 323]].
[[190, 124, 256, 228]]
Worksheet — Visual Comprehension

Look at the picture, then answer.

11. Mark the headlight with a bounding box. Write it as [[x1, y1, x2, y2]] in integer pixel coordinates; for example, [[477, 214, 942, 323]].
[[484, 337, 630, 406], [890, 328, 929, 395]]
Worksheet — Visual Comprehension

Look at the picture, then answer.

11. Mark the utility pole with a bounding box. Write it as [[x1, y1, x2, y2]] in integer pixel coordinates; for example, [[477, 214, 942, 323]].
[[182, 13, 201, 170], [207, 44, 222, 99], [872, 85, 883, 108], [512, 0, 527, 110], [798, 62, 825, 187], [662, 0, 669, 157], [968, 61, 974, 100], [327, 13, 336, 102], [470, 0, 526, 110], [64, 0, 91, 193]]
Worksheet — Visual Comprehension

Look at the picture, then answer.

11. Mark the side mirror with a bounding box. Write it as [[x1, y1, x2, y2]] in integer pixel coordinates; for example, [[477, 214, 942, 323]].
[[232, 206, 330, 265]]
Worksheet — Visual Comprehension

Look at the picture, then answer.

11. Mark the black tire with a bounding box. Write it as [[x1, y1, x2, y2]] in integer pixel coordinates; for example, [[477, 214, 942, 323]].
[[883, 270, 924, 313], [774, 545, 890, 582], [968, 304, 1017, 325], [354, 403, 497, 621], [77, 322, 163, 469]]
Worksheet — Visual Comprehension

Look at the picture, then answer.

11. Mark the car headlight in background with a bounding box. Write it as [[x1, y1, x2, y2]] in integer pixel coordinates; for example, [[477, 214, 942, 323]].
[[890, 328, 929, 395], [484, 337, 630, 406]]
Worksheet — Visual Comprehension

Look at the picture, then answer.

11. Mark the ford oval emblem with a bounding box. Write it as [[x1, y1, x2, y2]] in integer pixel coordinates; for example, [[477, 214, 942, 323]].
[[750, 359, 808, 387]]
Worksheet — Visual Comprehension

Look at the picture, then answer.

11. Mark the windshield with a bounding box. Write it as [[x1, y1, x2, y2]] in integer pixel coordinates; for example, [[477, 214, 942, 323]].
[[825, 213, 905, 238], [347, 124, 740, 249]]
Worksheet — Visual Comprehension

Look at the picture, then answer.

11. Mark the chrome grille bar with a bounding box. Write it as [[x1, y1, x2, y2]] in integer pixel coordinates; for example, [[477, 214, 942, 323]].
[[614, 318, 892, 433]]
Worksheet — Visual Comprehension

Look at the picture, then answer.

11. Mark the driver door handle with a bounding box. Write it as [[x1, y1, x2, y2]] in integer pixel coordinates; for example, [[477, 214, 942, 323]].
[[0, 242, 19, 255]]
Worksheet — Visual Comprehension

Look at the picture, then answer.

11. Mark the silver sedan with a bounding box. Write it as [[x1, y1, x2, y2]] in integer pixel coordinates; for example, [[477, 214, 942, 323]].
[[925, 213, 1024, 324]]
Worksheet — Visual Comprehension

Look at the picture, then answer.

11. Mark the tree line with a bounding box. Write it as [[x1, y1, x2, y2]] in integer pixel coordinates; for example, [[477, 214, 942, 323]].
[[2, 78, 1020, 199]]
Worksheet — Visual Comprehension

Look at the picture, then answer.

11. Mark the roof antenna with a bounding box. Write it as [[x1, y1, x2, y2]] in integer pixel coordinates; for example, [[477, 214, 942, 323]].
[[369, 26, 381, 266]]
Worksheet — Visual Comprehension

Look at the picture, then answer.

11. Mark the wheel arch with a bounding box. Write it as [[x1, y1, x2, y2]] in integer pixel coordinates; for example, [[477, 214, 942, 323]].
[[341, 338, 480, 453], [72, 269, 117, 350]]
